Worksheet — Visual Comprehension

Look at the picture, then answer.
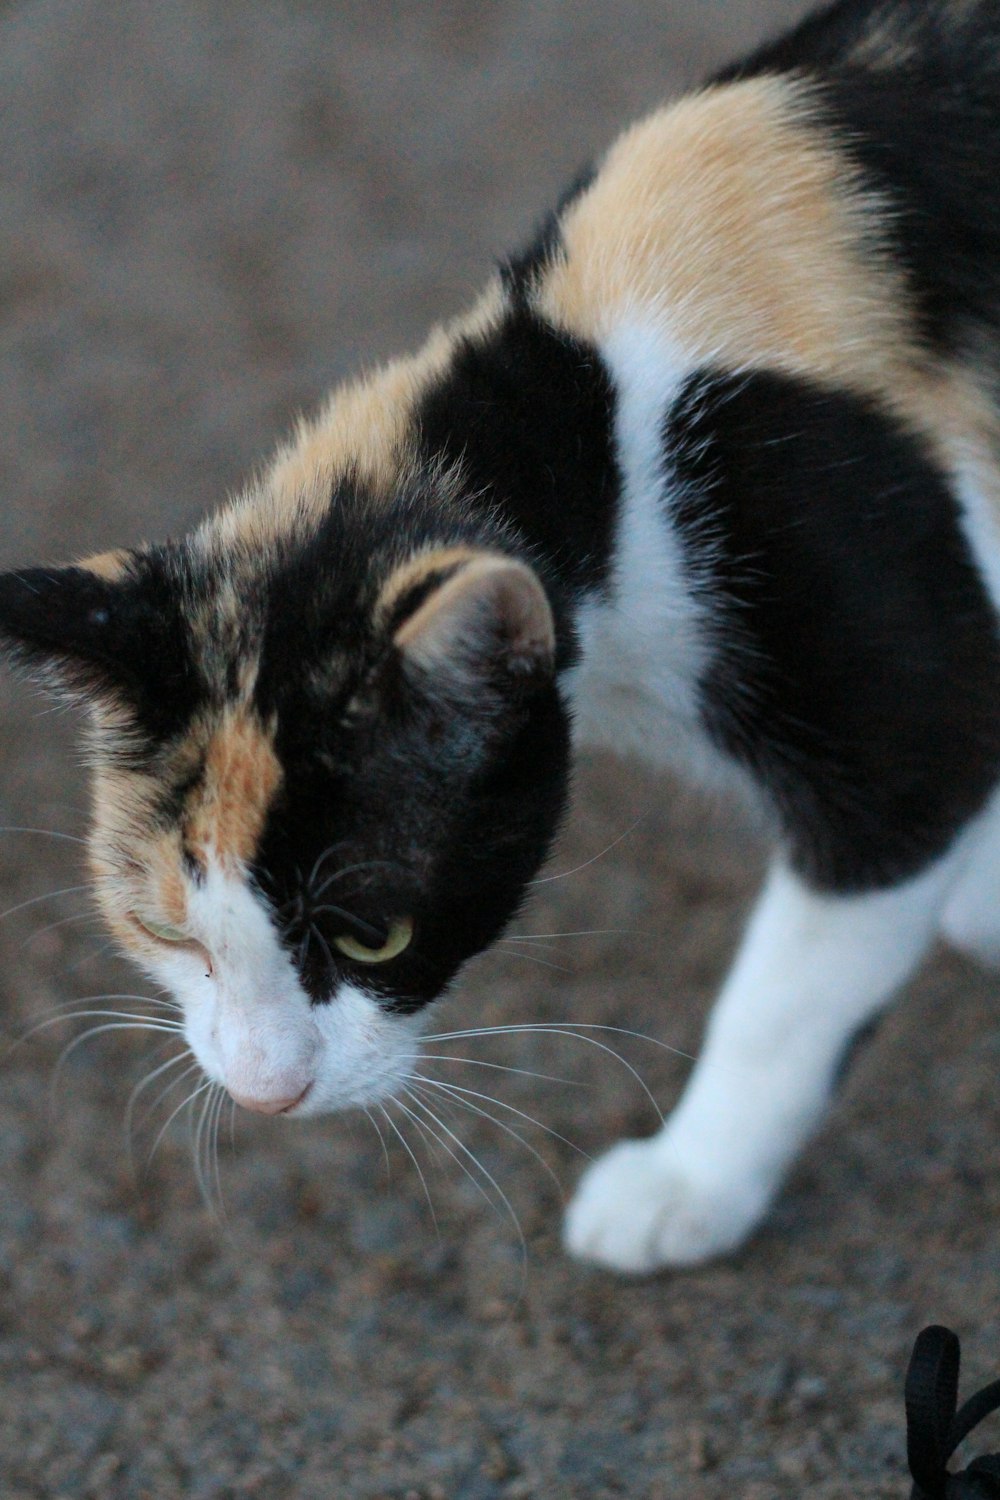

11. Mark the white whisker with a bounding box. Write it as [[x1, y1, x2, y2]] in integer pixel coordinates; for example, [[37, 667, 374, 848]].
[[379, 1101, 439, 1236], [410, 1077, 571, 1204], [0, 884, 90, 925], [363, 1106, 392, 1183], [492, 945, 572, 975], [400, 1086, 527, 1271], [0, 826, 87, 846], [529, 818, 644, 886], [125, 1049, 193, 1151], [411, 1053, 585, 1088], [147, 1078, 214, 1167], [421, 1023, 676, 1123], [409, 1072, 589, 1160]]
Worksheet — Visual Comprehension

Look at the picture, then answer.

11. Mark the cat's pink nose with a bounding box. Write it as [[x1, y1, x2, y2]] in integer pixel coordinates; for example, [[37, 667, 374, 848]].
[[228, 1083, 311, 1116]]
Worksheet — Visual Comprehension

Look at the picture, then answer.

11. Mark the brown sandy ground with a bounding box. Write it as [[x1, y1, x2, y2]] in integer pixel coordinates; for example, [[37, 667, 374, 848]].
[[0, 3, 998, 1496]]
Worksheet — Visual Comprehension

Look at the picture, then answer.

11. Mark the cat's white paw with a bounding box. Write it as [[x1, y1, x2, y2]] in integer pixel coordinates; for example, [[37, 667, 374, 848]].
[[563, 1137, 768, 1273]]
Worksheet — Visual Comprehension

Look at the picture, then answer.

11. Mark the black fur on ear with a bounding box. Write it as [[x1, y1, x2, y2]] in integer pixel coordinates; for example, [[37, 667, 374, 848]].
[[0, 558, 202, 739], [392, 554, 556, 695]]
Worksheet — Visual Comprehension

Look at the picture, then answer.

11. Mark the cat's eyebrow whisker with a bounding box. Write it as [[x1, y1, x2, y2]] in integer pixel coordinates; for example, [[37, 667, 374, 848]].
[[399, 1086, 528, 1273], [378, 1100, 439, 1237], [528, 818, 644, 886], [305, 840, 351, 892], [310, 858, 398, 902]]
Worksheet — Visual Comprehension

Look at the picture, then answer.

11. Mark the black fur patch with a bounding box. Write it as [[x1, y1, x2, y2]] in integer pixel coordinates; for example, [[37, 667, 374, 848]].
[[665, 368, 1000, 890], [416, 301, 620, 609], [0, 557, 204, 748], [717, 0, 1000, 358], [240, 480, 573, 1012], [499, 165, 596, 303], [252, 651, 571, 1012]]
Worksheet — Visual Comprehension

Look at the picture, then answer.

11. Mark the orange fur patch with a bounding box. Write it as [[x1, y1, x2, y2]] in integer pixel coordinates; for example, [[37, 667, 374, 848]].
[[184, 711, 283, 867], [536, 77, 919, 399], [78, 548, 130, 581], [207, 282, 506, 557]]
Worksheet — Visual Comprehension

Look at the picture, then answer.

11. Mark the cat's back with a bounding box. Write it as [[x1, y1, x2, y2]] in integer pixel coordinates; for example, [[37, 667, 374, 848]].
[[717, 0, 1000, 372]]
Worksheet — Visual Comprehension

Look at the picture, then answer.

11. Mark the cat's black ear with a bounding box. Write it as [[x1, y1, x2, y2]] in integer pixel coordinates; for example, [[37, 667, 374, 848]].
[[0, 553, 193, 717], [393, 554, 555, 690]]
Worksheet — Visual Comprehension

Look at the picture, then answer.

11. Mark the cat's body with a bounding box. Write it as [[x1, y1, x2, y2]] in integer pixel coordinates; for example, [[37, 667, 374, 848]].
[[3, 0, 1000, 1270]]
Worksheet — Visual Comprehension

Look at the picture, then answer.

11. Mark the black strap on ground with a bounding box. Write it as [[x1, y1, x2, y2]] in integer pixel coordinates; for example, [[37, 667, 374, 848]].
[[906, 1325, 1000, 1498]]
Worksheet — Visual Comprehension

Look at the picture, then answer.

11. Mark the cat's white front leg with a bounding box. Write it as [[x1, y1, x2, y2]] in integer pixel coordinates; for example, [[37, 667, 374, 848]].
[[565, 853, 961, 1273]]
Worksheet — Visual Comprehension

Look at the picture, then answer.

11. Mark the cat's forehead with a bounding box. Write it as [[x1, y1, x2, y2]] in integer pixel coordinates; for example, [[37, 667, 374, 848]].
[[182, 707, 284, 868]]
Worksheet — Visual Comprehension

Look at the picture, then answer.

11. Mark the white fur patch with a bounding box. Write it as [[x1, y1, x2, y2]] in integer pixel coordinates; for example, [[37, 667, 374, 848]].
[[142, 862, 420, 1116], [563, 319, 761, 808]]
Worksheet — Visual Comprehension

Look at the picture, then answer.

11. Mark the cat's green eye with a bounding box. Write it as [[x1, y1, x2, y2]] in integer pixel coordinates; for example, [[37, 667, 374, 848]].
[[333, 916, 414, 965], [132, 913, 188, 945]]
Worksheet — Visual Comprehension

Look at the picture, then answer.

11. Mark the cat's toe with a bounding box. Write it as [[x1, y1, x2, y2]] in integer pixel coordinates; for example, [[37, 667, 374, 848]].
[[563, 1138, 764, 1273]]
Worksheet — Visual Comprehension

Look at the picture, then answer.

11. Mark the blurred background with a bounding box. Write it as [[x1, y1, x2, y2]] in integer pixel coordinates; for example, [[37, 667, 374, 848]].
[[1, 3, 998, 1497]]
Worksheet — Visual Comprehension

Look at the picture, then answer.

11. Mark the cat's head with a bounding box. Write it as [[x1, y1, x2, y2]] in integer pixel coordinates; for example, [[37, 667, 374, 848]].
[[0, 483, 570, 1117]]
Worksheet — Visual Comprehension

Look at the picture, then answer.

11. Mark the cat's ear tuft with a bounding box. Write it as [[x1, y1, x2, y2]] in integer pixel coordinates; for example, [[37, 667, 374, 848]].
[[0, 560, 139, 700], [393, 555, 555, 688]]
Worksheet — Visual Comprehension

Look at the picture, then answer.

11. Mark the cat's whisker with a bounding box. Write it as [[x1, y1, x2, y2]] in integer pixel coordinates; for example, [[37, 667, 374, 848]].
[[0, 825, 87, 846], [13, 1003, 183, 1058], [420, 1022, 679, 1123], [190, 1082, 227, 1221], [204, 1083, 228, 1221], [148, 1078, 215, 1169], [125, 1047, 193, 1146], [140, 1061, 204, 1152], [363, 1105, 392, 1184], [410, 1053, 585, 1088], [409, 1077, 571, 1204], [504, 928, 643, 942], [492, 944, 573, 975], [408, 1072, 590, 1161], [50, 1018, 186, 1099], [0, 883, 90, 925], [399, 1086, 528, 1271], [19, 909, 102, 949], [58, 938, 120, 977], [424, 1019, 695, 1064], [378, 1100, 439, 1237], [528, 818, 644, 886]]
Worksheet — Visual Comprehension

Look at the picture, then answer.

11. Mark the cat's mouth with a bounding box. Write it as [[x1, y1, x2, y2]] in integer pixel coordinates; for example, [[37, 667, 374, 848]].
[[227, 1080, 314, 1117]]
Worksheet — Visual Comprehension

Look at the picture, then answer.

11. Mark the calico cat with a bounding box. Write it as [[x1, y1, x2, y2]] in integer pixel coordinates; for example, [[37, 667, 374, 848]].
[[2, 0, 1000, 1273]]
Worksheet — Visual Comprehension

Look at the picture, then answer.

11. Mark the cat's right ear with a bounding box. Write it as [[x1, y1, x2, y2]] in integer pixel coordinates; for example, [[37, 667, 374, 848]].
[[0, 553, 177, 706], [392, 554, 556, 693]]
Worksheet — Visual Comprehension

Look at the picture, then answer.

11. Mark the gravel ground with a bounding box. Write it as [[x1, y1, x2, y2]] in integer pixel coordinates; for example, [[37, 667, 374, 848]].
[[1, 4, 999, 1497]]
